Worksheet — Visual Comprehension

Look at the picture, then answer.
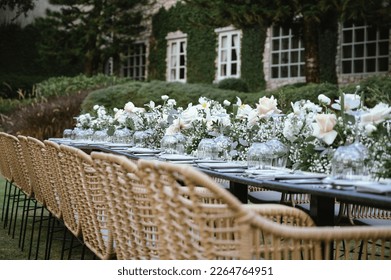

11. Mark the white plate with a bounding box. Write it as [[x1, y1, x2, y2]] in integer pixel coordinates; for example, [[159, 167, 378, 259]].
[[197, 162, 247, 170], [104, 143, 133, 147], [127, 147, 161, 154], [274, 172, 327, 180], [244, 169, 288, 176], [159, 154, 197, 161], [355, 181, 391, 194]]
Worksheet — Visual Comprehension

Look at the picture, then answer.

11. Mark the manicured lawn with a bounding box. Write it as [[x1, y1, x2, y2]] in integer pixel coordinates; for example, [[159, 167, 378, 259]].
[[0, 177, 95, 260]]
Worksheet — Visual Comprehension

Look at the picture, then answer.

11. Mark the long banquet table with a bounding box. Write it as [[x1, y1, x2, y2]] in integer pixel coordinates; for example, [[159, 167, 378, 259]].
[[56, 140, 391, 227]]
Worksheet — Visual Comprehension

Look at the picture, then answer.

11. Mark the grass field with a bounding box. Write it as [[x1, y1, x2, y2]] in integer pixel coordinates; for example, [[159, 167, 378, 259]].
[[0, 177, 95, 260]]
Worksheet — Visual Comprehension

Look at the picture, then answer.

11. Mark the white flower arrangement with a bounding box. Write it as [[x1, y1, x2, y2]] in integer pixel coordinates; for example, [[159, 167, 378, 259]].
[[73, 89, 390, 177]]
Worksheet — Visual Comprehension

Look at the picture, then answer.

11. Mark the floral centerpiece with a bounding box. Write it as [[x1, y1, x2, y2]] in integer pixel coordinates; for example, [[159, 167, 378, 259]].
[[71, 86, 390, 178]]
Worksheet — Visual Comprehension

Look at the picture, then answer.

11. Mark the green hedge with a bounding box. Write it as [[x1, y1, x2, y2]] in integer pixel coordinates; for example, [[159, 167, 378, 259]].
[[340, 75, 391, 107], [81, 80, 344, 114]]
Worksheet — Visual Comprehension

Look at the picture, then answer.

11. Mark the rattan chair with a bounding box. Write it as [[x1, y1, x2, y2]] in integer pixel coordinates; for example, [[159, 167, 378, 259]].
[[137, 159, 391, 260], [91, 151, 157, 260], [60, 145, 115, 260], [346, 204, 391, 226]]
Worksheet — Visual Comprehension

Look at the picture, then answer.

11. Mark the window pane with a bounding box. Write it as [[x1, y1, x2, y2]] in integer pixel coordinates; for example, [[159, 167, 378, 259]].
[[221, 36, 227, 48], [342, 61, 352, 73], [180, 42, 186, 53], [343, 30, 352, 43], [231, 63, 237, 75], [271, 67, 279, 78], [281, 52, 289, 64], [366, 58, 376, 72], [180, 55, 185, 66], [272, 53, 279, 64], [272, 39, 280, 51], [290, 65, 298, 77], [232, 34, 238, 47], [180, 68, 185, 79], [171, 69, 176, 80], [343, 46, 352, 58], [221, 64, 227, 76], [282, 38, 289, 50], [221, 50, 227, 62], [171, 42, 177, 54], [378, 58, 389, 71], [366, 43, 376, 57], [354, 44, 364, 57], [231, 49, 237, 61], [291, 51, 298, 63], [379, 42, 389, 56], [281, 66, 288, 78], [282, 27, 289, 36], [355, 28, 365, 42], [291, 36, 299, 49], [354, 60, 364, 73]]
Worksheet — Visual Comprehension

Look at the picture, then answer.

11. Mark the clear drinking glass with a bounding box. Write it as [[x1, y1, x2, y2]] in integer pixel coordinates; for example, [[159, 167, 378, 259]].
[[331, 144, 368, 180], [63, 129, 73, 139], [214, 134, 233, 161], [197, 139, 219, 160], [266, 139, 289, 168], [160, 133, 186, 154], [247, 142, 273, 170], [112, 127, 132, 144]]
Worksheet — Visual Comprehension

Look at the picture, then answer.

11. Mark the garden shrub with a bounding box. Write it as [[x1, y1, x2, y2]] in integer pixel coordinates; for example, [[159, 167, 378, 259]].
[[217, 78, 250, 93], [1, 91, 89, 140], [340, 75, 391, 107], [81, 80, 259, 113], [264, 82, 340, 112]]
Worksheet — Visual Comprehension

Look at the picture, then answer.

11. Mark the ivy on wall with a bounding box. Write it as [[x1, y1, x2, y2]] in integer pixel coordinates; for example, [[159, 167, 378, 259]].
[[149, 2, 267, 91], [241, 25, 267, 91]]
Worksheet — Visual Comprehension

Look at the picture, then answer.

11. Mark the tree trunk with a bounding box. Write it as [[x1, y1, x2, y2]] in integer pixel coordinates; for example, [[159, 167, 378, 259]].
[[302, 19, 320, 83]]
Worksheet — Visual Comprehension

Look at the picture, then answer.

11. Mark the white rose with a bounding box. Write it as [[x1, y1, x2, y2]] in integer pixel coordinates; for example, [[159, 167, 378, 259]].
[[236, 104, 252, 119], [331, 93, 361, 111], [256, 96, 281, 116], [223, 100, 231, 106], [318, 94, 331, 105], [124, 102, 136, 113], [360, 103, 391, 126], [311, 113, 338, 145]]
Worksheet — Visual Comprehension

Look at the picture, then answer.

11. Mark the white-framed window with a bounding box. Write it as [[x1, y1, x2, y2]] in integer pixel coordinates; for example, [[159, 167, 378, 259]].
[[166, 31, 187, 82], [122, 43, 147, 81], [341, 22, 389, 74], [270, 26, 305, 79], [215, 26, 241, 80]]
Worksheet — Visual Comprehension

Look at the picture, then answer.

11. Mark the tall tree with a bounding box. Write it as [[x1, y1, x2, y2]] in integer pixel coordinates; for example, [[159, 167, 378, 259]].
[[0, 0, 36, 20], [36, 0, 151, 76], [185, 0, 391, 84]]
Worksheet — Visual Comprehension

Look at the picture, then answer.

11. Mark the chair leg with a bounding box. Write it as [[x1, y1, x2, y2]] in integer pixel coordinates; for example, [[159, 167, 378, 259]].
[[21, 198, 34, 251], [28, 202, 39, 259], [34, 207, 46, 259], [3, 181, 14, 228], [1, 179, 10, 222], [60, 228, 68, 260], [18, 196, 28, 248], [7, 186, 18, 235], [11, 189, 23, 238]]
